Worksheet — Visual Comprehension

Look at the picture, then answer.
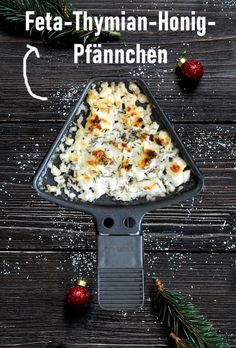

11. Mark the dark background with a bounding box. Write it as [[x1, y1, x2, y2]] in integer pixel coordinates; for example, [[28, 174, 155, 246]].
[[0, 0, 236, 347]]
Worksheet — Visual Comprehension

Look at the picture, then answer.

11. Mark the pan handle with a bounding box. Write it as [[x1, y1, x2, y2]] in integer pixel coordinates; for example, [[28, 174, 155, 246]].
[[97, 234, 144, 310]]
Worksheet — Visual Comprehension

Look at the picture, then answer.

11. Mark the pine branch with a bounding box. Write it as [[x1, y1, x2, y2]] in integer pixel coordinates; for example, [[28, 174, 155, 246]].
[[0, 0, 120, 44], [153, 278, 229, 348]]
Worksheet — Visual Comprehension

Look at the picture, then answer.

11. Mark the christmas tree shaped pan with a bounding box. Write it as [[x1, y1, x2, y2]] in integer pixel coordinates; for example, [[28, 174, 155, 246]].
[[33, 77, 204, 310]]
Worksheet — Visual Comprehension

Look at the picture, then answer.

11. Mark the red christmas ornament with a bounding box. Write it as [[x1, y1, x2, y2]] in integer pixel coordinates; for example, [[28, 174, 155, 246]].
[[66, 279, 90, 307], [177, 57, 204, 82]]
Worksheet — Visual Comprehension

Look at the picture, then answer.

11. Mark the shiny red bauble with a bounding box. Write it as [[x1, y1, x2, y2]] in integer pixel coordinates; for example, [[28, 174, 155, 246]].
[[66, 279, 90, 307], [177, 57, 204, 82]]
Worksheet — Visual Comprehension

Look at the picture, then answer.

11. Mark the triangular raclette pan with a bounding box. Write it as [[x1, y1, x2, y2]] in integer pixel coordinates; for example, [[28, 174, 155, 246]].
[[33, 77, 204, 310]]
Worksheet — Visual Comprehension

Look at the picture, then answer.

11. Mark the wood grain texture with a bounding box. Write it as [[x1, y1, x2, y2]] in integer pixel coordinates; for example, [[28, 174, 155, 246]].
[[0, 0, 235, 347], [0, 123, 235, 251], [0, 252, 236, 348], [0, 39, 236, 123]]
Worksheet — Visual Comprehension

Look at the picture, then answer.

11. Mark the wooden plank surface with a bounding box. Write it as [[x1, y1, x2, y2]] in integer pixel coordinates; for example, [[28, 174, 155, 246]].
[[0, 0, 236, 347], [1, 252, 236, 348], [0, 123, 235, 251], [1, 39, 236, 123]]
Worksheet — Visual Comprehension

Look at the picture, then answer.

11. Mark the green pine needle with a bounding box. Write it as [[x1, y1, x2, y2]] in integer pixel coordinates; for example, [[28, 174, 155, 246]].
[[153, 278, 229, 348], [0, 0, 120, 44]]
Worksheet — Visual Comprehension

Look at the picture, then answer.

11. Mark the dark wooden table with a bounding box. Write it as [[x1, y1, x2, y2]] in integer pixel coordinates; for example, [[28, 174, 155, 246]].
[[0, 1, 236, 347]]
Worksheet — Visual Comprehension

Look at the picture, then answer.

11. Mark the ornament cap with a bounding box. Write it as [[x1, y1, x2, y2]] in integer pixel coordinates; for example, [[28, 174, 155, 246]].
[[76, 279, 88, 288], [177, 56, 188, 68]]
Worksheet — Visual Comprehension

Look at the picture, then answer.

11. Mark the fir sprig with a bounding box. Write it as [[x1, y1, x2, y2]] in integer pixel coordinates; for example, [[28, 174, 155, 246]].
[[153, 278, 229, 348], [0, 0, 120, 44]]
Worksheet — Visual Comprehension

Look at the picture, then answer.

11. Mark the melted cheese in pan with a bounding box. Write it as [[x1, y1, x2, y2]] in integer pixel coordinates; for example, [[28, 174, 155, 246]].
[[47, 82, 191, 202]]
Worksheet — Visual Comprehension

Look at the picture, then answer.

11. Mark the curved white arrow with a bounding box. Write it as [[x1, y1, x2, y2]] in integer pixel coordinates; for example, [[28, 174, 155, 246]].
[[23, 44, 48, 101]]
